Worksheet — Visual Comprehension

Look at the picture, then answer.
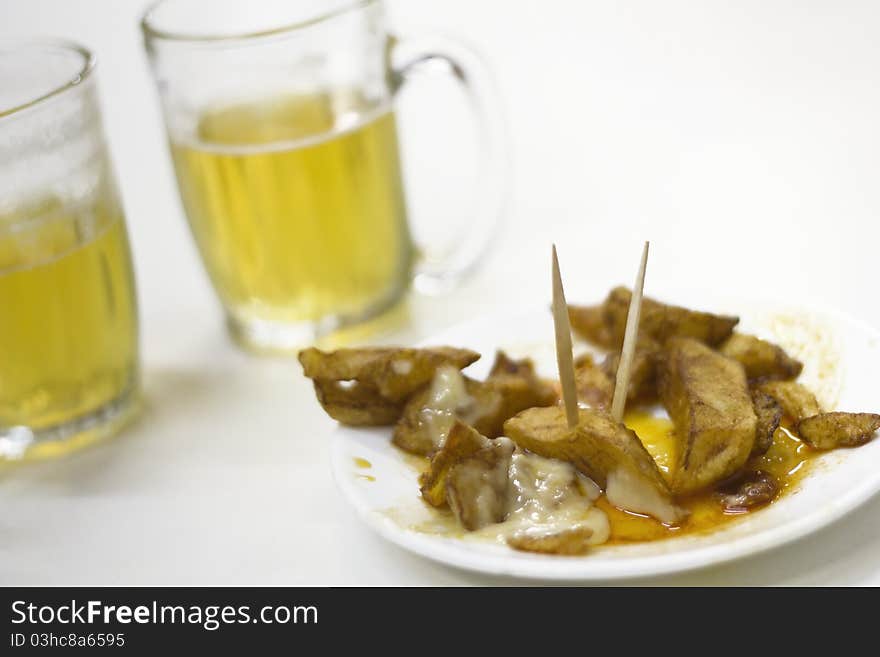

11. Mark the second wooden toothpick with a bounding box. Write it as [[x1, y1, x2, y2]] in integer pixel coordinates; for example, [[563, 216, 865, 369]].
[[611, 241, 650, 423], [551, 245, 579, 429]]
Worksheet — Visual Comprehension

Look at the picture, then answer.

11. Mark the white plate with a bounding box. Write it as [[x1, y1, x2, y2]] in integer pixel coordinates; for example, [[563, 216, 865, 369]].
[[330, 303, 880, 580]]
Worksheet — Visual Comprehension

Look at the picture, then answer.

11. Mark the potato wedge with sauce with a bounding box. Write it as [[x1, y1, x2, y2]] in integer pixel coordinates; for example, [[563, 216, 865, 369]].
[[300, 346, 479, 427], [418, 421, 514, 531], [446, 438, 514, 531], [754, 380, 821, 424], [299, 346, 479, 401], [393, 353, 556, 456], [657, 338, 757, 494], [503, 406, 682, 524], [419, 421, 491, 507]]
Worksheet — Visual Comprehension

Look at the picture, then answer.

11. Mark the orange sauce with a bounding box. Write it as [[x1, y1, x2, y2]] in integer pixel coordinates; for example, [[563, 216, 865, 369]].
[[599, 411, 816, 544], [399, 410, 818, 546]]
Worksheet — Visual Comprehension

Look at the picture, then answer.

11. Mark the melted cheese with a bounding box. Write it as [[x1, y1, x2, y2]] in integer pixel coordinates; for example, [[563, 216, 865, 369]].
[[419, 366, 473, 450], [567, 410, 680, 524], [605, 467, 683, 525], [403, 387, 819, 549], [478, 452, 610, 546], [391, 358, 413, 375]]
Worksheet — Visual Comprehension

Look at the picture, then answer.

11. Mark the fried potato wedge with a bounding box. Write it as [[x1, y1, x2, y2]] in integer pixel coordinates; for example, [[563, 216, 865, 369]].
[[299, 346, 479, 402], [719, 333, 803, 382], [568, 304, 613, 348], [446, 438, 514, 531], [506, 526, 594, 556], [574, 358, 614, 409], [601, 340, 660, 404], [657, 337, 757, 494], [481, 352, 558, 429], [569, 286, 738, 349], [488, 351, 535, 378], [393, 357, 556, 456], [797, 412, 880, 450], [503, 406, 681, 523], [751, 390, 783, 456], [755, 380, 821, 424], [392, 368, 474, 456], [503, 407, 657, 488], [573, 352, 598, 369], [476, 374, 557, 436], [419, 421, 490, 507], [311, 379, 402, 426]]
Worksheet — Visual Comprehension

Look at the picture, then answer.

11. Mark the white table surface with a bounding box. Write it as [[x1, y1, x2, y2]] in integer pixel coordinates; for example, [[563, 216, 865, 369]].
[[3, 0, 880, 585]]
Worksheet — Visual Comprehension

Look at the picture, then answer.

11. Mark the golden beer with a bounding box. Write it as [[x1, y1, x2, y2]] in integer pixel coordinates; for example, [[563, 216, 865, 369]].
[[170, 93, 414, 344], [0, 199, 139, 456], [145, 0, 507, 351]]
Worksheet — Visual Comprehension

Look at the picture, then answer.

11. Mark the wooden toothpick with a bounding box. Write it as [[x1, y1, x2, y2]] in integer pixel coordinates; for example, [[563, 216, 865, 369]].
[[551, 245, 579, 429], [611, 241, 650, 423]]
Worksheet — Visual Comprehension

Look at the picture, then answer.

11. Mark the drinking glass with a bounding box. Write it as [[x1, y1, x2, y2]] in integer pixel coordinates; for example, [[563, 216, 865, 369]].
[[0, 40, 140, 461], [142, 0, 506, 353]]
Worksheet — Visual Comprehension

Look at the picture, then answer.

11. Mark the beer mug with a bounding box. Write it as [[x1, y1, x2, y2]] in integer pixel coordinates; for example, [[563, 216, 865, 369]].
[[0, 40, 140, 460], [142, 0, 506, 352]]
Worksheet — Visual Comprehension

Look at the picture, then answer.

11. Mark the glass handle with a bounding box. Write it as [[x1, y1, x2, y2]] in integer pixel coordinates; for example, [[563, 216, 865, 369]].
[[391, 34, 509, 294]]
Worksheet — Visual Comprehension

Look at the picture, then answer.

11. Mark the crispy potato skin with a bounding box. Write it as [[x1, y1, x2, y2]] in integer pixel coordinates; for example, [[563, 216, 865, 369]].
[[475, 376, 557, 435], [503, 406, 670, 495], [488, 351, 535, 378], [751, 390, 783, 456], [392, 381, 457, 456], [391, 377, 512, 456], [568, 305, 613, 348], [755, 380, 821, 423], [601, 340, 660, 404], [391, 385, 438, 456], [446, 439, 514, 531], [574, 358, 614, 409], [797, 412, 880, 450], [478, 353, 557, 432], [312, 380, 402, 426], [299, 346, 479, 402], [657, 338, 757, 494], [506, 527, 594, 556], [719, 333, 803, 382], [299, 346, 479, 427], [569, 287, 738, 349], [392, 353, 556, 456], [419, 422, 489, 507]]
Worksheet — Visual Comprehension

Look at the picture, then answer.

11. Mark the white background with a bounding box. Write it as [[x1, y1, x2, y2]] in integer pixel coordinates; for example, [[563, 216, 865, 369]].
[[3, 0, 880, 585]]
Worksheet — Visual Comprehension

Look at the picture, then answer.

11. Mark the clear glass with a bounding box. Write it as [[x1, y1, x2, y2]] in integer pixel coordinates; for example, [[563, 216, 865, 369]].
[[0, 40, 140, 461], [142, 0, 507, 353]]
